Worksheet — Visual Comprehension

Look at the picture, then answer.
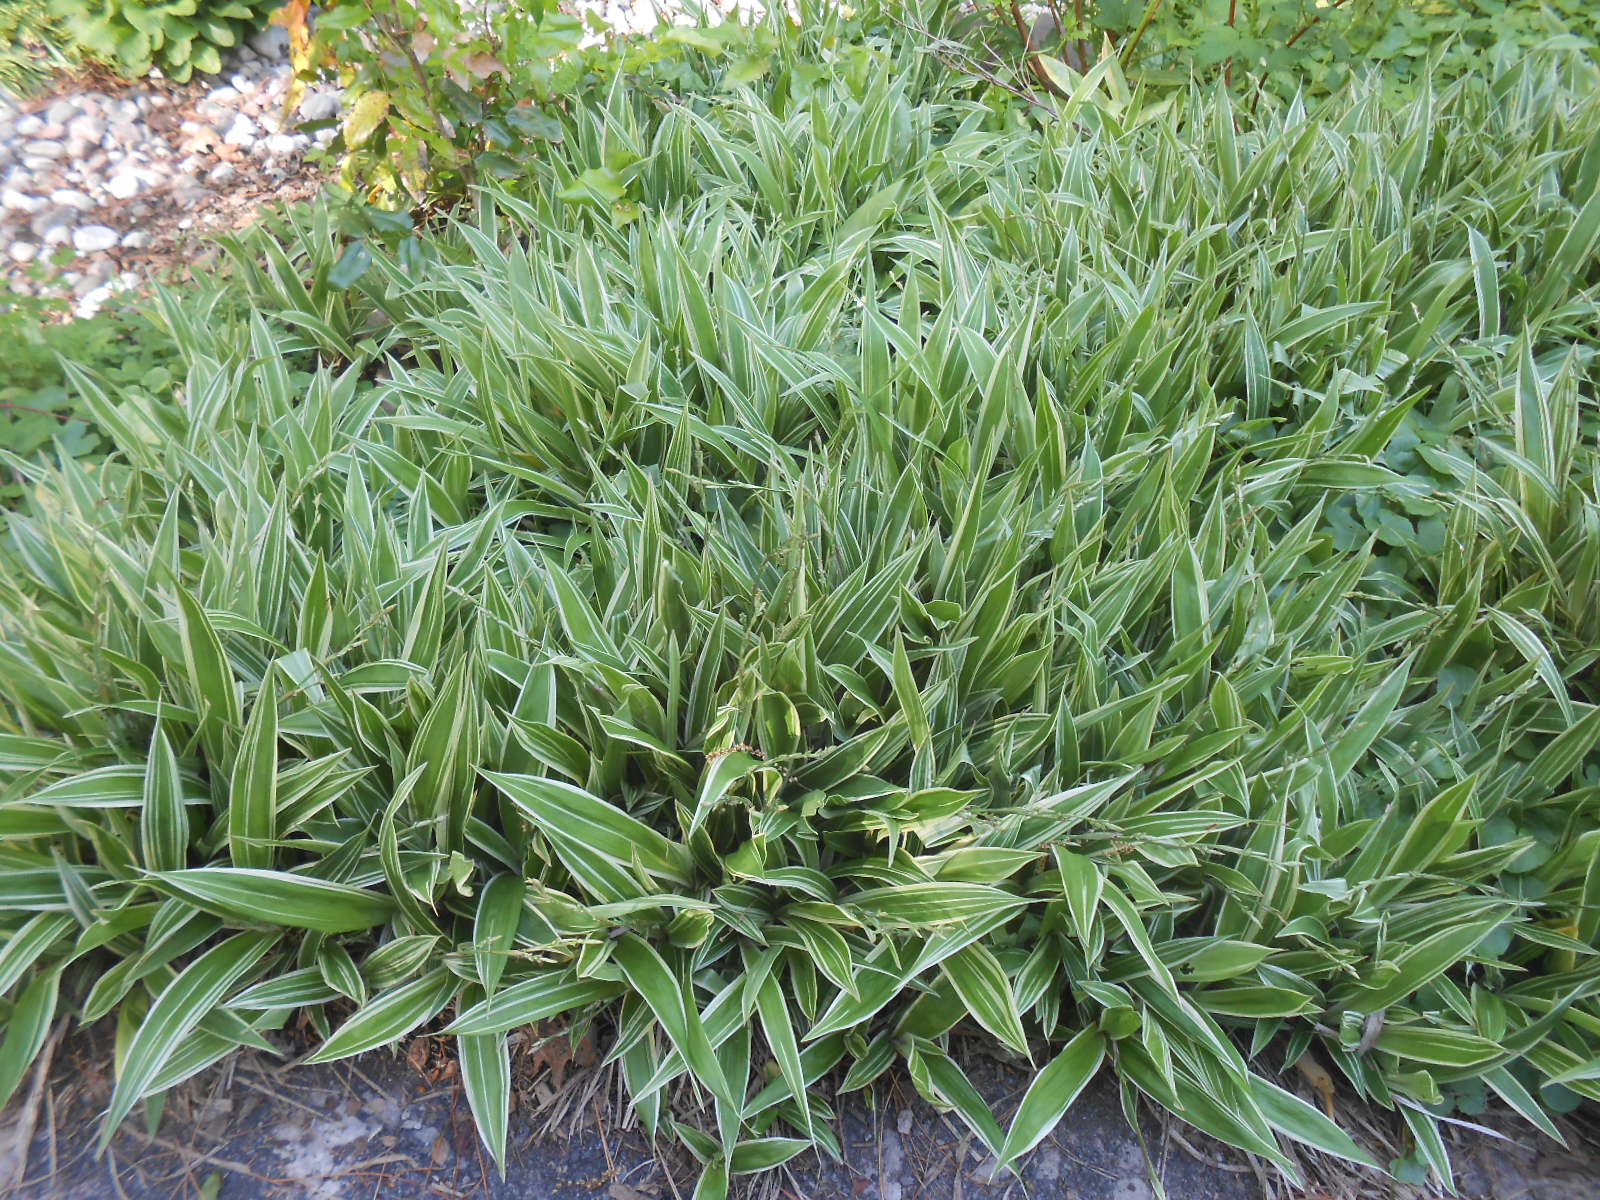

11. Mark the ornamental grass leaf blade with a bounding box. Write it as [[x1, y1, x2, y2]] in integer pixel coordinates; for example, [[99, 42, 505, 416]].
[[996, 1028, 1105, 1172], [140, 726, 187, 874], [1248, 1075, 1381, 1170], [1347, 917, 1505, 1012], [154, 869, 398, 934], [228, 670, 279, 869], [1327, 659, 1411, 780], [689, 750, 763, 837], [472, 874, 524, 996], [754, 970, 813, 1139], [102, 931, 276, 1147], [910, 1041, 1003, 1156], [483, 772, 694, 892], [306, 968, 459, 1064], [176, 588, 240, 767], [0, 913, 74, 998], [445, 970, 625, 1036], [458, 987, 511, 1175], [0, 968, 60, 1109], [939, 944, 1030, 1058], [611, 934, 737, 1127], [846, 883, 1028, 926]]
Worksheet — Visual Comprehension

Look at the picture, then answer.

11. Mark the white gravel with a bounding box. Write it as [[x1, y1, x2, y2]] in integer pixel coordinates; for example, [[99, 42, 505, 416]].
[[70, 224, 118, 252], [1, 0, 763, 304], [0, 38, 321, 302]]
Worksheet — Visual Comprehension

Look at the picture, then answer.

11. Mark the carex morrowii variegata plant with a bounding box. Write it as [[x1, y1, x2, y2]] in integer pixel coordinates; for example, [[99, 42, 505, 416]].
[[3, 5, 1600, 1192]]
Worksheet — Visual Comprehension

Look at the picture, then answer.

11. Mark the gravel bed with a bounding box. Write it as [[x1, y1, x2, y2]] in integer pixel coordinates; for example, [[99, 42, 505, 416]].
[[1, 28, 336, 316], [0, 1, 772, 317]]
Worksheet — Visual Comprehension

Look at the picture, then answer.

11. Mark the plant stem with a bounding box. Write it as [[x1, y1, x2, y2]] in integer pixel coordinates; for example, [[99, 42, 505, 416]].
[[1225, 0, 1238, 87], [0, 403, 73, 420], [1119, 0, 1167, 67], [1287, 0, 1351, 48]]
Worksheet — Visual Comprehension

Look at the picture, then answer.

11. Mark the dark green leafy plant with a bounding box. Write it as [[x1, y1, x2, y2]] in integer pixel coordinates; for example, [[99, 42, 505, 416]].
[[276, 0, 792, 210], [3, 13, 1600, 1197], [274, 0, 583, 205], [942, 0, 1599, 98], [0, 283, 177, 508], [47, 0, 279, 81]]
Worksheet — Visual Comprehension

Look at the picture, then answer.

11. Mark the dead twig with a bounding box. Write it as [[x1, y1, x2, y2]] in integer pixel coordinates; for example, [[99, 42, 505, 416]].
[[1, 1017, 67, 1193]]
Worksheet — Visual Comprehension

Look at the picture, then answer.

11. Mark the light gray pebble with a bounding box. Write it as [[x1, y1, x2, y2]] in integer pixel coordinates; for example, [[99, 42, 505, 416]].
[[119, 230, 148, 249], [45, 99, 76, 125], [249, 26, 289, 57], [14, 114, 44, 137], [50, 188, 94, 210], [2, 187, 42, 213], [30, 208, 70, 237], [299, 91, 342, 123], [72, 224, 119, 253], [30, 140, 66, 159], [206, 162, 237, 185], [41, 224, 71, 247], [107, 173, 143, 200], [223, 114, 258, 147], [75, 282, 115, 318], [7, 240, 37, 263]]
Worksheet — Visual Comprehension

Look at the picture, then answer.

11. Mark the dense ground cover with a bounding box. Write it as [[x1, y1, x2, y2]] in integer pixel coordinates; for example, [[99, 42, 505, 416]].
[[3, 5, 1600, 1193]]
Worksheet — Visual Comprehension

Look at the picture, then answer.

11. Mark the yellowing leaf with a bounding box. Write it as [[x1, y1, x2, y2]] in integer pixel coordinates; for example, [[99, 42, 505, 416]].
[[343, 89, 390, 149]]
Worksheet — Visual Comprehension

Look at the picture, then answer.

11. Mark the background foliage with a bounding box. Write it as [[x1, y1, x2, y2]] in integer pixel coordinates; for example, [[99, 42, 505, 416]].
[[42, 0, 281, 81], [282, 0, 1600, 213], [971, 0, 1599, 97], [0, 286, 177, 508]]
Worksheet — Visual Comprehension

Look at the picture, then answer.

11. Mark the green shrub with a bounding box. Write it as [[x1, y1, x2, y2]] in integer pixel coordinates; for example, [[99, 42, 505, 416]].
[[0, 285, 178, 508], [48, 0, 278, 81], [281, 0, 795, 209], [949, 0, 1599, 99], [3, 18, 1600, 1194]]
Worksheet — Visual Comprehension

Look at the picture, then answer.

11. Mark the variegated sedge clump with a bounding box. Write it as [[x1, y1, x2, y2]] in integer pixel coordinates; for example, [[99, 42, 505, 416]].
[[2, 7, 1599, 1194]]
